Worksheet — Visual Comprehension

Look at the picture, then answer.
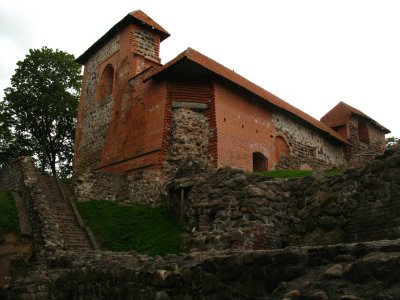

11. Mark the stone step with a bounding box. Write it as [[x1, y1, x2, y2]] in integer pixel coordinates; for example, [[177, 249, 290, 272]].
[[37, 175, 93, 251]]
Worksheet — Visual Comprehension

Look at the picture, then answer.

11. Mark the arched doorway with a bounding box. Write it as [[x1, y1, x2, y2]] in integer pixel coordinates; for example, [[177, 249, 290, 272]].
[[253, 152, 268, 172]]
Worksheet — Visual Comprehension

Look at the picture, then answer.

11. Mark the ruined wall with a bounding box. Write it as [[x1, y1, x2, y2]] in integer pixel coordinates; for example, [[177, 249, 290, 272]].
[[74, 35, 120, 173], [346, 116, 386, 168], [272, 111, 346, 170], [286, 150, 400, 246], [74, 169, 164, 205], [3, 152, 400, 299], [214, 83, 276, 171], [0, 158, 25, 191], [169, 168, 287, 251], [0, 158, 65, 263], [168, 147, 400, 251], [5, 239, 400, 300]]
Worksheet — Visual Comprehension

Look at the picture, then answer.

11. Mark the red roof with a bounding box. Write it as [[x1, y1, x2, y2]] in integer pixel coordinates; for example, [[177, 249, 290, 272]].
[[321, 101, 390, 134], [145, 48, 349, 144], [77, 10, 170, 64]]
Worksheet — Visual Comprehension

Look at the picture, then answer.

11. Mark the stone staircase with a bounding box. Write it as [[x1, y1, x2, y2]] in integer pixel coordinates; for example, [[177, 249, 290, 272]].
[[38, 176, 93, 252]]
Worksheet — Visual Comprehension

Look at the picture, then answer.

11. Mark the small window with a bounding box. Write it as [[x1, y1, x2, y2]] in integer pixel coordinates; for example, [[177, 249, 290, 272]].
[[99, 64, 114, 99], [358, 120, 369, 144], [253, 152, 268, 172]]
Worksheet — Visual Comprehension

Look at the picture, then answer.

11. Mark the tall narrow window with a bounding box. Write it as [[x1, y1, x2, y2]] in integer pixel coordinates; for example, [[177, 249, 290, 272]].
[[358, 119, 369, 144], [99, 64, 114, 99], [253, 152, 268, 172]]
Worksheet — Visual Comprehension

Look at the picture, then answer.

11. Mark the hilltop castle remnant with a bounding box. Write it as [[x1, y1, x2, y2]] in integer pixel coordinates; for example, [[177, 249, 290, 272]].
[[73, 10, 389, 177]]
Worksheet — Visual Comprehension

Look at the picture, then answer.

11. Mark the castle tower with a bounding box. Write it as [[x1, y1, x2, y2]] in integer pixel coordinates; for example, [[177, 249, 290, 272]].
[[74, 11, 169, 174]]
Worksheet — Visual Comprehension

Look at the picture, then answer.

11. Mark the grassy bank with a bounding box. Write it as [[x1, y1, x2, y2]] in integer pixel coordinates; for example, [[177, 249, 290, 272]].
[[0, 191, 19, 239], [76, 200, 183, 256]]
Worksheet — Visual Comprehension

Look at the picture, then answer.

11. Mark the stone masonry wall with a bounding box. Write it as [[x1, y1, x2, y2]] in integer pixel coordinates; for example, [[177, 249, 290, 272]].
[[74, 171, 127, 202], [163, 108, 213, 178], [74, 170, 164, 206], [273, 111, 346, 170], [5, 239, 400, 299], [169, 168, 288, 251], [0, 158, 25, 191], [285, 148, 400, 246], [346, 116, 386, 168], [2, 151, 400, 299], [0, 158, 65, 263], [168, 147, 400, 251], [132, 27, 160, 63], [74, 35, 120, 173], [74, 108, 214, 205]]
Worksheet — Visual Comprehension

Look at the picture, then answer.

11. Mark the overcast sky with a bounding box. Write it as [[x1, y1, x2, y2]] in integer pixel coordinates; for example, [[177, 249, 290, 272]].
[[1, 0, 399, 137]]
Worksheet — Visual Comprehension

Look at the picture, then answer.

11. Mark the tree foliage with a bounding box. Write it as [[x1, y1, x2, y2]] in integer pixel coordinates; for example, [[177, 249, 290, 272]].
[[0, 47, 82, 177], [386, 136, 400, 148]]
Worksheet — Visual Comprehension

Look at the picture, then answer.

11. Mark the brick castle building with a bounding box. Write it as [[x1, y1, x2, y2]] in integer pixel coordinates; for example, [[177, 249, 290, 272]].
[[73, 10, 390, 176]]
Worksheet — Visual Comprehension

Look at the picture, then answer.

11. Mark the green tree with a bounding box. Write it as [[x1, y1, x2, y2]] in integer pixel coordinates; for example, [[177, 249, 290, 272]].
[[386, 136, 400, 148], [0, 47, 82, 177]]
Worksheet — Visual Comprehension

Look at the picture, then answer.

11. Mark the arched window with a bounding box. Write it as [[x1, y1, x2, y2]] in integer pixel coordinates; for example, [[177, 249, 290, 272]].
[[253, 152, 268, 172], [274, 136, 290, 162], [99, 64, 114, 99], [358, 119, 369, 144]]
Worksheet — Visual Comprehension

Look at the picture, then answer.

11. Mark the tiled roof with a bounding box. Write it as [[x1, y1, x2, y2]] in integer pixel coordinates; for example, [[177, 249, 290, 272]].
[[321, 101, 390, 134], [77, 10, 170, 64], [145, 48, 349, 144]]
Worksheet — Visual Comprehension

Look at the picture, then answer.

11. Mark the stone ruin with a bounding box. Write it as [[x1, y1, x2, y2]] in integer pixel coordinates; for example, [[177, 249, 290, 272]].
[[0, 147, 400, 299]]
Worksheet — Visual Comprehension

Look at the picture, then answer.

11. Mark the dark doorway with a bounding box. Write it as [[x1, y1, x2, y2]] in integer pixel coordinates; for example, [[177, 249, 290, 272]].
[[253, 152, 268, 172]]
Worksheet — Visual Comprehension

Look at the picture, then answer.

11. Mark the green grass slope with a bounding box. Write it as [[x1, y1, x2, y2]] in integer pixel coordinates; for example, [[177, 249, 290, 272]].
[[76, 200, 183, 256]]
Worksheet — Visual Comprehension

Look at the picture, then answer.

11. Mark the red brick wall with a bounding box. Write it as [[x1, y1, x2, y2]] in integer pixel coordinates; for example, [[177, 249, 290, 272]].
[[74, 24, 164, 175], [99, 77, 167, 173], [214, 82, 276, 171]]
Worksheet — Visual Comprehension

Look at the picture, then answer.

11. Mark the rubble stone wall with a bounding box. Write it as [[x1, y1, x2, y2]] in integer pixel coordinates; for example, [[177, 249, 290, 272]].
[[5, 239, 400, 299], [0, 158, 25, 191], [0, 158, 65, 263], [272, 111, 346, 170], [169, 148, 400, 251], [163, 108, 212, 177], [74, 35, 120, 173], [132, 27, 160, 63], [346, 116, 386, 168]]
